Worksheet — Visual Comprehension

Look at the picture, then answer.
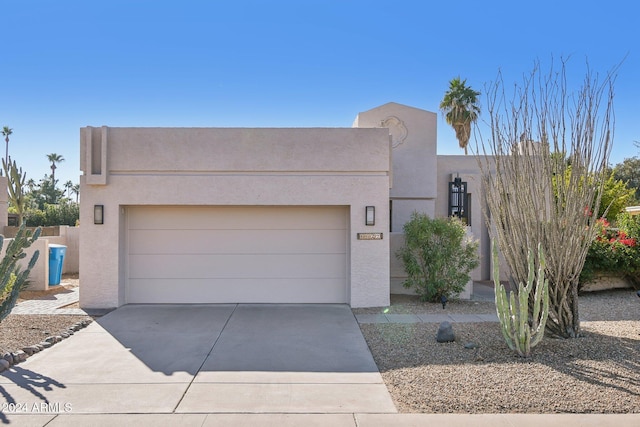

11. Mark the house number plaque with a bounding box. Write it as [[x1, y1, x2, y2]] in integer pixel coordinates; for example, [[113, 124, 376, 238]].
[[357, 233, 383, 240]]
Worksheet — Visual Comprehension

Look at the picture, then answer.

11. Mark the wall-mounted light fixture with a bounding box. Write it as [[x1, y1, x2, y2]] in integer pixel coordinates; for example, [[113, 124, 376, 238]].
[[94, 205, 104, 225], [365, 206, 375, 226]]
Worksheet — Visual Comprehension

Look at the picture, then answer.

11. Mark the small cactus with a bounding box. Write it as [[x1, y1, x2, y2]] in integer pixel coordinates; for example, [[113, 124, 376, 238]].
[[493, 241, 549, 357], [0, 224, 41, 322]]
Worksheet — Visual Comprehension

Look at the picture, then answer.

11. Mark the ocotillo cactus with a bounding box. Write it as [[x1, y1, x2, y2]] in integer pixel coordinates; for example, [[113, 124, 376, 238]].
[[492, 241, 549, 357], [0, 224, 41, 322]]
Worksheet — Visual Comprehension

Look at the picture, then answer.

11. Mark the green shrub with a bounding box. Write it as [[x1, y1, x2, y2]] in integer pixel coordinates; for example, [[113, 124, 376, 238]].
[[396, 212, 479, 302], [24, 203, 79, 227]]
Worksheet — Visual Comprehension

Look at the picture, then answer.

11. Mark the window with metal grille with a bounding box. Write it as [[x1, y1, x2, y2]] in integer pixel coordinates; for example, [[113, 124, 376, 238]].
[[448, 177, 469, 225]]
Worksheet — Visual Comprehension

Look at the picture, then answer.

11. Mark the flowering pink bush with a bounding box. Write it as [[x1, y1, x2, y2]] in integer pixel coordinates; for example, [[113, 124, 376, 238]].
[[593, 218, 636, 247], [581, 214, 640, 287]]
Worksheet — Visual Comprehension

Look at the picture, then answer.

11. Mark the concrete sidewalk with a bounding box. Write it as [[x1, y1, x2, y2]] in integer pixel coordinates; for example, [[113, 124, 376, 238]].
[[4, 411, 638, 426], [355, 312, 499, 324]]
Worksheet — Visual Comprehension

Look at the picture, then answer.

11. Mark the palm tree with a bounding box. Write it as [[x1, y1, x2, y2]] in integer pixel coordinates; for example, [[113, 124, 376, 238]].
[[46, 153, 64, 185], [26, 178, 36, 193], [71, 183, 80, 203], [439, 77, 481, 155], [64, 180, 73, 198], [2, 126, 12, 166]]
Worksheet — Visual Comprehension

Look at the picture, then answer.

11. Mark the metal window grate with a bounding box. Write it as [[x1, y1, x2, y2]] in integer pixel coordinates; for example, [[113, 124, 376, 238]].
[[448, 178, 469, 225]]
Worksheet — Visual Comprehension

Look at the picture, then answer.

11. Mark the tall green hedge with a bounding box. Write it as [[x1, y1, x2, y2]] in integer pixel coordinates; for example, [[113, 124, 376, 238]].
[[24, 203, 79, 227]]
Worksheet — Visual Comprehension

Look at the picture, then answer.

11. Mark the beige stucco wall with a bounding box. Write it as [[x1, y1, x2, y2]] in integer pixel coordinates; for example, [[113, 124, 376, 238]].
[[436, 155, 487, 281], [354, 104, 503, 297], [436, 155, 508, 282], [45, 226, 80, 274], [0, 238, 47, 291], [80, 127, 391, 309], [387, 154, 504, 295], [0, 226, 78, 291], [354, 102, 438, 231], [355, 103, 469, 296]]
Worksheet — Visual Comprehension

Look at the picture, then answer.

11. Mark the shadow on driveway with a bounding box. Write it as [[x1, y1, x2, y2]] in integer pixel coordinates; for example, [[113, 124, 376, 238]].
[[0, 304, 396, 415], [94, 303, 380, 375]]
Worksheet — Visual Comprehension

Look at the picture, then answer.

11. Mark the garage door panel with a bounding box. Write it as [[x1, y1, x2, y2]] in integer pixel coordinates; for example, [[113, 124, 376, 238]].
[[128, 206, 346, 230], [129, 229, 346, 255], [130, 254, 346, 279], [128, 278, 346, 304], [127, 206, 348, 304]]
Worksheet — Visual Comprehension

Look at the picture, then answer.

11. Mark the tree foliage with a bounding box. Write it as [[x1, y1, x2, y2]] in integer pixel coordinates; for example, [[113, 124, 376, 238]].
[[46, 153, 64, 184], [2, 126, 12, 169], [27, 175, 64, 208], [553, 166, 635, 221], [2, 157, 80, 226], [613, 156, 640, 201], [396, 212, 479, 302], [477, 59, 616, 338], [440, 77, 481, 155], [598, 170, 637, 220], [25, 202, 79, 227]]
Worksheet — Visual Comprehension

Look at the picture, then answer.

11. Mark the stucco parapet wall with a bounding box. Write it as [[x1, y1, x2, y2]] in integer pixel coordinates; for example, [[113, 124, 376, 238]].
[[353, 102, 437, 199], [81, 127, 391, 180], [86, 174, 390, 207]]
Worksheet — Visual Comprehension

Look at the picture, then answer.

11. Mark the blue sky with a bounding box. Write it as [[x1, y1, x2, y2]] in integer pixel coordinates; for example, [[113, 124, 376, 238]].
[[1, 0, 638, 188]]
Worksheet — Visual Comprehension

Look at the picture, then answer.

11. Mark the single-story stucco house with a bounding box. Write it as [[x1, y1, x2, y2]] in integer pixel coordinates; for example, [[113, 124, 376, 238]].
[[79, 102, 495, 310]]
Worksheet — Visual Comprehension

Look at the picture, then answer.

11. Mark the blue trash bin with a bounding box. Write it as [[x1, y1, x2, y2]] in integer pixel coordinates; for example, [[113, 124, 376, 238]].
[[49, 244, 67, 286]]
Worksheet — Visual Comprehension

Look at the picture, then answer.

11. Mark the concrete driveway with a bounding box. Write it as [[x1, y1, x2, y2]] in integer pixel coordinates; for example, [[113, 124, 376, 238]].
[[0, 304, 396, 419]]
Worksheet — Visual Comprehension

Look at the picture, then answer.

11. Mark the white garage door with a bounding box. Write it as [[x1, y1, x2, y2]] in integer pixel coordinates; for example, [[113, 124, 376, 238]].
[[126, 206, 348, 303]]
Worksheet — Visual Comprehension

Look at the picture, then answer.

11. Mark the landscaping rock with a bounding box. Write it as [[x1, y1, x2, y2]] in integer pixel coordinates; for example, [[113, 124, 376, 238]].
[[464, 342, 479, 349], [45, 336, 57, 344], [12, 350, 26, 363], [23, 345, 40, 355], [40, 341, 52, 349], [0, 359, 9, 372], [436, 321, 455, 343], [2, 352, 13, 365]]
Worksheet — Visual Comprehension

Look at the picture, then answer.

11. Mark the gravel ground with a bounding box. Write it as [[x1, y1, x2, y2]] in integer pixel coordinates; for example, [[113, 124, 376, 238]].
[[358, 289, 640, 413], [1, 275, 92, 355], [0, 314, 93, 355]]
